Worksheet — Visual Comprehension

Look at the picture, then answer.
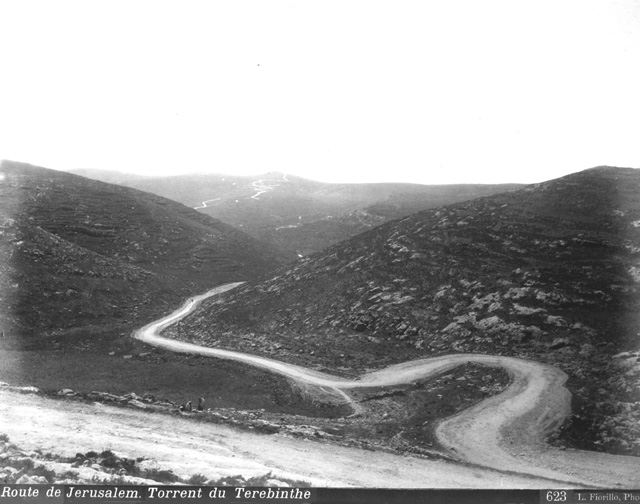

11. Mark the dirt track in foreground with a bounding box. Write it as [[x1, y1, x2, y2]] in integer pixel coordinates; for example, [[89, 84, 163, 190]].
[[0, 387, 579, 488], [131, 283, 640, 488]]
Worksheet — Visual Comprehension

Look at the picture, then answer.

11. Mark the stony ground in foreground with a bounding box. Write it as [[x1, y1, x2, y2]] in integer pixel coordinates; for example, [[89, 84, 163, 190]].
[[0, 433, 304, 487], [1, 362, 510, 485]]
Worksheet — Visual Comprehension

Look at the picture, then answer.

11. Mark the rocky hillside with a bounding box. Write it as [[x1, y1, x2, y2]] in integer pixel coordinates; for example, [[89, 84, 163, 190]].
[[74, 169, 522, 256], [166, 166, 640, 455], [262, 184, 524, 256], [0, 161, 287, 347]]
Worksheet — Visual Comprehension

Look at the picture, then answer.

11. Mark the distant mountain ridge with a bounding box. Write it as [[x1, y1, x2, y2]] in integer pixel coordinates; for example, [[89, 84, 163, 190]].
[[70, 168, 523, 255], [0, 160, 288, 346], [164, 166, 640, 455]]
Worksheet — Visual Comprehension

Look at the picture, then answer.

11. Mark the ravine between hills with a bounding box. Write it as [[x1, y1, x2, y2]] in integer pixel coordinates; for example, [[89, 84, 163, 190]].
[[132, 283, 640, 488]]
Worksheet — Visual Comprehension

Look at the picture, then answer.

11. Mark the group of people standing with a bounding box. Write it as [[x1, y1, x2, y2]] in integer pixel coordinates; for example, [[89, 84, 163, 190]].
[[179, 397, 205, 413]]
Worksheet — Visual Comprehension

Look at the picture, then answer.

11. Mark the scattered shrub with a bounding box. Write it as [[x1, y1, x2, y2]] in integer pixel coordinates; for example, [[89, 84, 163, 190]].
[[142, 468, 180, 483], [30, 465, 55, 483], [10, 457, 35, 471], [187, 473, 208, 485], [216, 475, 246, 486]]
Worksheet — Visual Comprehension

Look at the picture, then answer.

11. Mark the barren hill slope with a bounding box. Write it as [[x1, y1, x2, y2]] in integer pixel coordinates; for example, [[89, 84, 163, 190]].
[[166, 166, 640, 455], [74, 169, 522, 255], [0, 161, 287, 347]]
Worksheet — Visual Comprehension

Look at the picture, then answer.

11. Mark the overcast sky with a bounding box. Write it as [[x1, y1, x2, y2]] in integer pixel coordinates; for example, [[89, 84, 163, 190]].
[[1, 0, 639, 184]]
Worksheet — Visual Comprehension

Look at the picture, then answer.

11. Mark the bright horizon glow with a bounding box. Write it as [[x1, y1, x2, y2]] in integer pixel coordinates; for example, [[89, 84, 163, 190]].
[[1, 0, 639, 185]]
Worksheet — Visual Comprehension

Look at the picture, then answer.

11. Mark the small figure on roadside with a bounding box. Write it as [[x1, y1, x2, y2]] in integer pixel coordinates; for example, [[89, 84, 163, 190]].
[[196, 397, 204, 412], [185, 400, 192, 412]]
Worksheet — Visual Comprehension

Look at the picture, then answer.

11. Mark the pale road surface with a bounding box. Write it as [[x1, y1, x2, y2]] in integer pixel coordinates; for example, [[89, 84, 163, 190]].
[[193, 197, 221, 210], [0, 386, 568, 488], [193, 174, 288, 208], [249, 174, 288, 200], [132, 283, 640, 488]]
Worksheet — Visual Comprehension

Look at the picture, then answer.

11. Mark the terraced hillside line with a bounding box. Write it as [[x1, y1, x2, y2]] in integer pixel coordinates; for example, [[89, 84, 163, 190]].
[[133, 283, 640, 488]]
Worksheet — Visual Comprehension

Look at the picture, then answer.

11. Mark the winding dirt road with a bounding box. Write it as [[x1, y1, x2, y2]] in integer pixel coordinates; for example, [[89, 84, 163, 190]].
[[193, 197, 221, 210], [132, 283, 640, 488], [1, 283, 637, 488], [248, 174, 289, 200], [192, 173, 288, 209]]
